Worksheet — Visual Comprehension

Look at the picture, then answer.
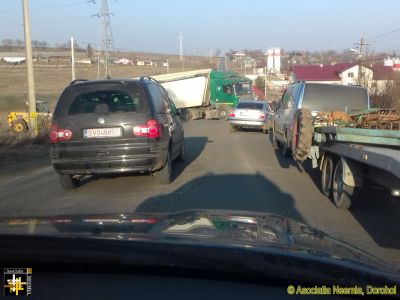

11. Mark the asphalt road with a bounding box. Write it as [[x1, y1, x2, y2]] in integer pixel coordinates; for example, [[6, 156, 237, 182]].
[[0, 120, 400, 267]]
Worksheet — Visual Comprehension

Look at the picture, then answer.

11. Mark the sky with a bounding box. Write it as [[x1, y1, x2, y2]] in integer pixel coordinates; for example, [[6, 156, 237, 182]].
[[1, 0, 400, 55]]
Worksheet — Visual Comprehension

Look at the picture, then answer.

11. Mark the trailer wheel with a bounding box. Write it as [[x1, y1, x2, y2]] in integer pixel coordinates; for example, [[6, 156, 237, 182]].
[[292, 108, 313, 162], [332, 159, 353, 209], [321, 154, 336, 197]]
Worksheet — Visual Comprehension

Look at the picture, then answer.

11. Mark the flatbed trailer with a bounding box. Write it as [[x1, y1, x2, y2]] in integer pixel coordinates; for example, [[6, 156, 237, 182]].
[[311, 126, 400, 209]]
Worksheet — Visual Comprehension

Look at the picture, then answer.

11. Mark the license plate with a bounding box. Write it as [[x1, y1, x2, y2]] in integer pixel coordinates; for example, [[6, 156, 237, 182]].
[[83, 127, 122, 138], [240, 112, 250, 116]]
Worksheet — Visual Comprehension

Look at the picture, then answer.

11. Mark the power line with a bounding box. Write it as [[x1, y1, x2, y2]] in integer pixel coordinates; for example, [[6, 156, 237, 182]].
[[0, 15, 91, 29], [0, 1, 83, 14], [368, 28, 400, 42]]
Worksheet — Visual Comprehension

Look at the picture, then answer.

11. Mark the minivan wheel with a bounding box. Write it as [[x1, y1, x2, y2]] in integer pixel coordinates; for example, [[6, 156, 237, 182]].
[[281, 140, 291, 158], [58, 174, 79, 189], [156, 152, 172, 184], [176, 139, 185, 162]]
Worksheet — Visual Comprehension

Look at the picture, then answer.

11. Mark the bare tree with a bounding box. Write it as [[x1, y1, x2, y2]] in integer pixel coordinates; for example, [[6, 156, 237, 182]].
[[86, 43, 94, 58]]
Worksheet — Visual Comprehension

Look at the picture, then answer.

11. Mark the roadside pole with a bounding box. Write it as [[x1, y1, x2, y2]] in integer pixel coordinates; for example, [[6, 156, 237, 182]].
[[22, 0, 37, 136], [71, 37, 76, 81]]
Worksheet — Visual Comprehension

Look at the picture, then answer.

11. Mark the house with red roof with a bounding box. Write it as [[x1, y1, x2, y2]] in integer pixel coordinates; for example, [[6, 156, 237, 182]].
[[289, 62, 397, 94]]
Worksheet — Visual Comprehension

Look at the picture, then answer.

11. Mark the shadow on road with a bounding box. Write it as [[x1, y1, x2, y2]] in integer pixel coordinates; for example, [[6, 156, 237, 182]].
[[267, 133, 303, 171], [135, 172, 305, 223], [75, 136, 209, 187], [172, 137, 208, 181], [299, 154, 400, 250], [349, 189, 400, 250]]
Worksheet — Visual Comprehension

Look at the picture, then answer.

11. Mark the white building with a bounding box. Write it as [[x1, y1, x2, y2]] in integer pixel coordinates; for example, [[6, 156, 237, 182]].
[[265, 48, 281, 73]]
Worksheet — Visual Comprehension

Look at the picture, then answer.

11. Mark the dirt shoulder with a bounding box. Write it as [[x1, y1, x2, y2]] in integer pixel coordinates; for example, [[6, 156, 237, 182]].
[[0, 133, 51, 172]]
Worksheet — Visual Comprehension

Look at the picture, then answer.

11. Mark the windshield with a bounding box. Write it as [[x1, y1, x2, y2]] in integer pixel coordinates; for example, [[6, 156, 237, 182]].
[[1, 0, 400, 291], [234, 83, 252, 96]]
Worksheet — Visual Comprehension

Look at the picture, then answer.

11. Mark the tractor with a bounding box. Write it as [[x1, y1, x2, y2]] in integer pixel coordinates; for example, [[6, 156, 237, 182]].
[[7, 101, 52, 134]]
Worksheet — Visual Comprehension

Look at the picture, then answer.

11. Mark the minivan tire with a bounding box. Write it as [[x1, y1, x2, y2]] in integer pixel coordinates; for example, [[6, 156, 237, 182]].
[[176, 139, 185, 162], [58, 174, 79, 189], [156, 152, 172, 184]]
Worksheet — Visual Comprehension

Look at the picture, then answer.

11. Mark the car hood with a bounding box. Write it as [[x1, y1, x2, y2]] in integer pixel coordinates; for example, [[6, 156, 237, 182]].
[[0, 209, 394, 273]]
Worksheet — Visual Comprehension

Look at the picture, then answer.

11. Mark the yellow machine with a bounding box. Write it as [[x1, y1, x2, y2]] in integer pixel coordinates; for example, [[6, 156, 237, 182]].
[[7, 101, 52, 134]]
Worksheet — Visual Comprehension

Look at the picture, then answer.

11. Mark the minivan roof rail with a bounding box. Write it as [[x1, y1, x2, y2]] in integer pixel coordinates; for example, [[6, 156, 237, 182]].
[[70, 79, 88, 85], [140, 76, 159, 83]]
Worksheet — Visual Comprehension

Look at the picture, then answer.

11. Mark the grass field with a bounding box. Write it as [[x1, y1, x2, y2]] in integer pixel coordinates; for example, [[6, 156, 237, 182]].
[[0, 54, 218, 114]]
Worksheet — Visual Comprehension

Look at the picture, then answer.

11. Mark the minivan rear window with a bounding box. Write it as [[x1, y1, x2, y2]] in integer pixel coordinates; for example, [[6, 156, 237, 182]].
[[302, 84, 369, 113], [237, 102, 264, 110], [54, 82, 148, 117]]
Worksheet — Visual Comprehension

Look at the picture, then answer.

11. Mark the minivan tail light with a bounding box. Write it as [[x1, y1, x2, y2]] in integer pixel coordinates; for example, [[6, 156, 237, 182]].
[[229, 110, 235, 117], [133, 119, 161, 138], [259, 112, 265, 120], [49, 124, 72, 143]]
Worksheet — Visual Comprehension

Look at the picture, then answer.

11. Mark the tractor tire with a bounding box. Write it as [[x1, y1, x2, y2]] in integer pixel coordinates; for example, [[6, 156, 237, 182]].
[[11, 120, 28, 134], [292, 108, 313, 162]]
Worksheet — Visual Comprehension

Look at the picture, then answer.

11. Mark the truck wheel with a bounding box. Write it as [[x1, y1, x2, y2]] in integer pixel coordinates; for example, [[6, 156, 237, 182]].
[[186, 109, 194, 121], [11, 120, 28, 134], [292, 108, 313, 162], [156, 152, 172, 184], [218, 107, 228, 120], [321, 155, 336, 197], [58, 174, 79, 189], [332, 160, 353, 209]]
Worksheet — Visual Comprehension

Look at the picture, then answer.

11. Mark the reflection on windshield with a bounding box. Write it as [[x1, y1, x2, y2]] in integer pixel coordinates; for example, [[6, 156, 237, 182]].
[[234, 83, 252, 96]]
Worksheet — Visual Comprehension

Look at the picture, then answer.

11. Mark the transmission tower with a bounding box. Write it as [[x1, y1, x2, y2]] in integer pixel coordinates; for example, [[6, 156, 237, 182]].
[[96, 0, 114, 79]]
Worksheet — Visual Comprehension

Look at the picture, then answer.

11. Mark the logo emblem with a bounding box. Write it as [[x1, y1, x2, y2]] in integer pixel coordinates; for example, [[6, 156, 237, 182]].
[[98, 117, 105, 124], [4, 268, 32, 296]]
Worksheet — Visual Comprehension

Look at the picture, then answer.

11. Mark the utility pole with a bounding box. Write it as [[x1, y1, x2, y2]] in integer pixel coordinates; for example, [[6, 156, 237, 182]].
[[22, 0, 36, 136], [354, 37, 369, 86], [70, 37, 75, 80], [166, 58, 169, 74], [178, 32, 183, 61]]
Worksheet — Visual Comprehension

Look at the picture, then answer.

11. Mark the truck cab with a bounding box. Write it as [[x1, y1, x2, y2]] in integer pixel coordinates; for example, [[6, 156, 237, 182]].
[[210, 71, 253, 104]]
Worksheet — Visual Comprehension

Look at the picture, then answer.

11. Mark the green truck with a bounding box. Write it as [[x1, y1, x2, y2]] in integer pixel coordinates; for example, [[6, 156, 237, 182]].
[[153, 69, 254, 120]]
